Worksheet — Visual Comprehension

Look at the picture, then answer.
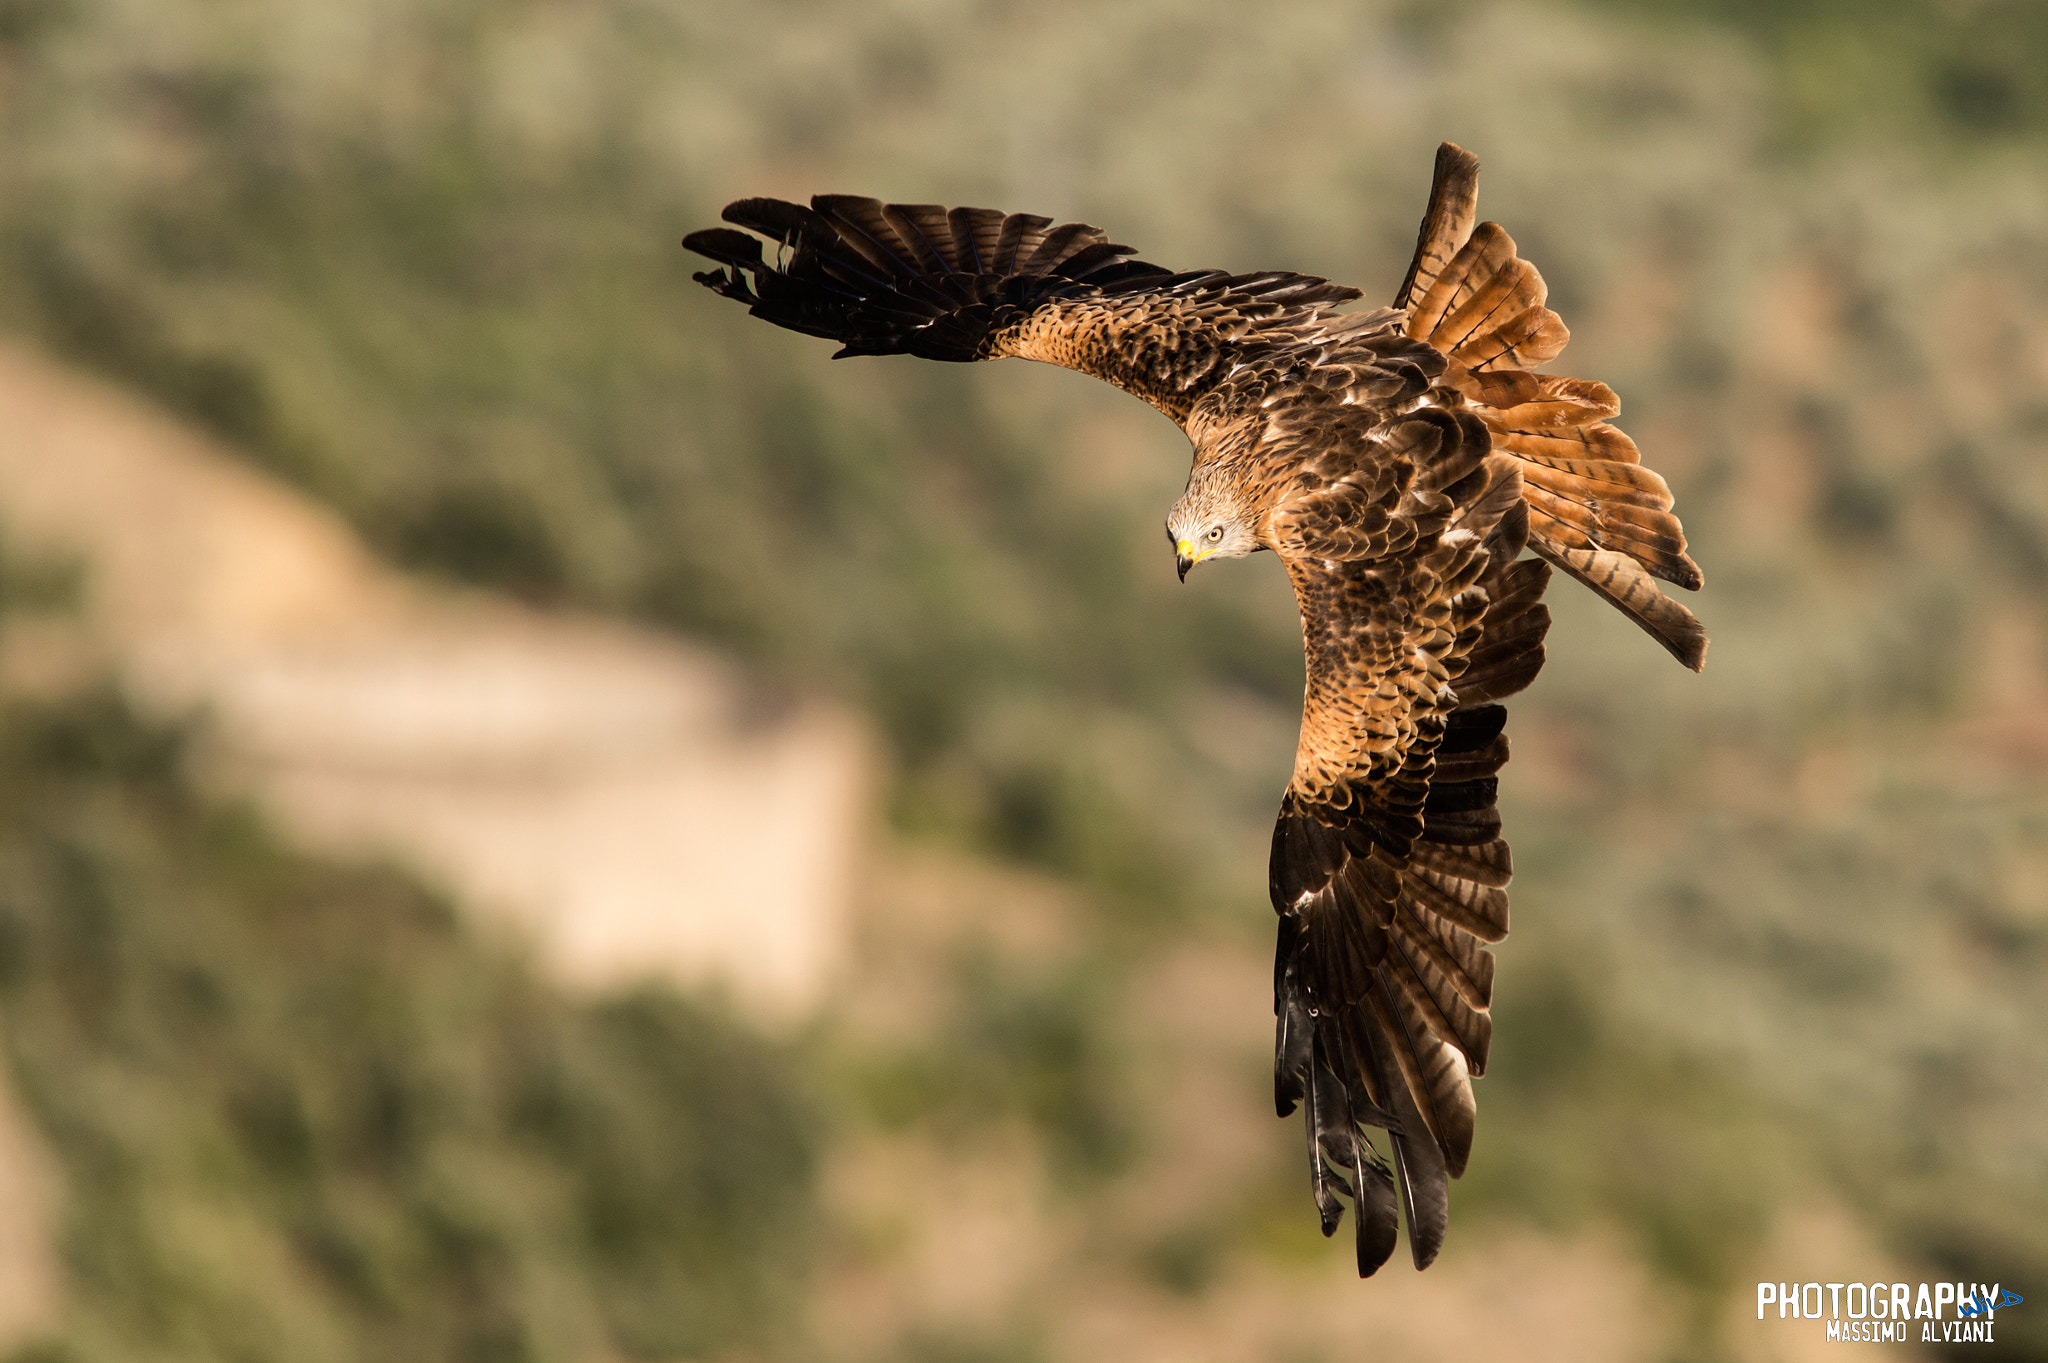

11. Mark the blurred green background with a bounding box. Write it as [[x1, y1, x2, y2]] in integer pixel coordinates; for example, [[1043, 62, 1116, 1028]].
[[0, 0, 2044, 1359]]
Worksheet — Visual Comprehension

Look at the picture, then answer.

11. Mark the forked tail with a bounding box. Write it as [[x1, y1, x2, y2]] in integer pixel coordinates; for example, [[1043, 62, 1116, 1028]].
[[1397, 142, 1708, 670]]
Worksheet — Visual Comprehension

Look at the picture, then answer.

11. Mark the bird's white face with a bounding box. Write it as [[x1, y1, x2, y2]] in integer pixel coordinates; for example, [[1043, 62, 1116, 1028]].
[[1166, 500, 1258, 581]]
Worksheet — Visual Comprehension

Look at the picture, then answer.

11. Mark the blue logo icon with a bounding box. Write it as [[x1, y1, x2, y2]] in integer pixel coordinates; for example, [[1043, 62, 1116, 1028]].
[[1958, 1289, 2023, 1320]]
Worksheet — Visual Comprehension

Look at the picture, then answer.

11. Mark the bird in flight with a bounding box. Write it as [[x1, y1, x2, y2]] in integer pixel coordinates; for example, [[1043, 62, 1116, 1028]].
[[685, 143, 1705, 1276]]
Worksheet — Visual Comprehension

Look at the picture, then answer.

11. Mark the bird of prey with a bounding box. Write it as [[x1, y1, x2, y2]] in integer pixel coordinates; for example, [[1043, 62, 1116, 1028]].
[[684, 143, 1705, 1276]]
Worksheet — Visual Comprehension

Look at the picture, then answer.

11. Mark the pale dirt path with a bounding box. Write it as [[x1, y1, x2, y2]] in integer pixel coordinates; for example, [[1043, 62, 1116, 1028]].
[[0, 340, 869, 1017]]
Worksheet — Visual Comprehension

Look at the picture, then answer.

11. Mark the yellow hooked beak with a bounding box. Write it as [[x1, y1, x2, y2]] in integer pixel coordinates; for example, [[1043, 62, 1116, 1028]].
[[1175, 538, 1200, 582]]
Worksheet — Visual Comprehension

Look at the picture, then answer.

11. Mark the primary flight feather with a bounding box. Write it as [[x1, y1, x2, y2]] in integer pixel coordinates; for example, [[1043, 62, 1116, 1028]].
[[685, 142, 1706, 1276]]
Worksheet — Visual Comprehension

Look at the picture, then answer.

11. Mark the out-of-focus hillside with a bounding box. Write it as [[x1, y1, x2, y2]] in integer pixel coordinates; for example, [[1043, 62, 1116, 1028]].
[[0, 576, 817, 1362], [0, 342, 868, 1018], [0, 0, 2045, 1359]]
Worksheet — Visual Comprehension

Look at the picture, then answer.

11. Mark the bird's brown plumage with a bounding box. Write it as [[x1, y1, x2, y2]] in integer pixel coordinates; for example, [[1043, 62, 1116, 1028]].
[[685, 142, 1706, 1276]]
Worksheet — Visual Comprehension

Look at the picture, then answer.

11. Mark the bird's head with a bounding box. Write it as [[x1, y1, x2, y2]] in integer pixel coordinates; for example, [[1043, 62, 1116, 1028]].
[[1166, 479, 1259, 581]]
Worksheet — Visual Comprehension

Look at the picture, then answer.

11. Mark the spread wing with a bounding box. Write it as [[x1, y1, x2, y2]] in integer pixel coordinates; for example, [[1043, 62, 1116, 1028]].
[[1265, 391, 1552, 1274], [1263, 147, 1704, 1275], [1398, 143, 1709, 670], [685, 195, 1417, 424]]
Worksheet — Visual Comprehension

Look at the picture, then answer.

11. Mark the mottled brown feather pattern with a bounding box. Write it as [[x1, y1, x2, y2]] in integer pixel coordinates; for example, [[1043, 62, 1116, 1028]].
[[684, 142, 1705, 1279]]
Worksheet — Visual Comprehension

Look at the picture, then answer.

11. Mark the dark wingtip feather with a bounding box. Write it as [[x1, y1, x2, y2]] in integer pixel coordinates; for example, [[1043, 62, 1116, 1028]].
[[682, 227, 765, 269], [1275, 937, 1312, 1118], [721, 196, 820, 244], [1307, 1038, 1368, 1239], [1354, 1153, 1400, 1277]]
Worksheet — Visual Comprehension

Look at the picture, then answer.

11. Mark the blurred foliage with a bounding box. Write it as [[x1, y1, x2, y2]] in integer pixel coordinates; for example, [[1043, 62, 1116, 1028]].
[[0, 0, 2043, 1355], [0, 559, 814, 1360], [848, 945, 1132, 1185], [1575, 0, 2048, 149], [0, 534, 79, 617]]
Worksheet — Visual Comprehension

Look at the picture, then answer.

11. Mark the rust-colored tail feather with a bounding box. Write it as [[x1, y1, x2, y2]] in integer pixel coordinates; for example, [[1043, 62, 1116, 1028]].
[[1395, 142, 1480, 312]]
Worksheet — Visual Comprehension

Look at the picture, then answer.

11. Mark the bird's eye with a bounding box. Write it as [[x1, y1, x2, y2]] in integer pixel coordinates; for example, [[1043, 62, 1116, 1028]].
[[1206, 525, 1224, 542]]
